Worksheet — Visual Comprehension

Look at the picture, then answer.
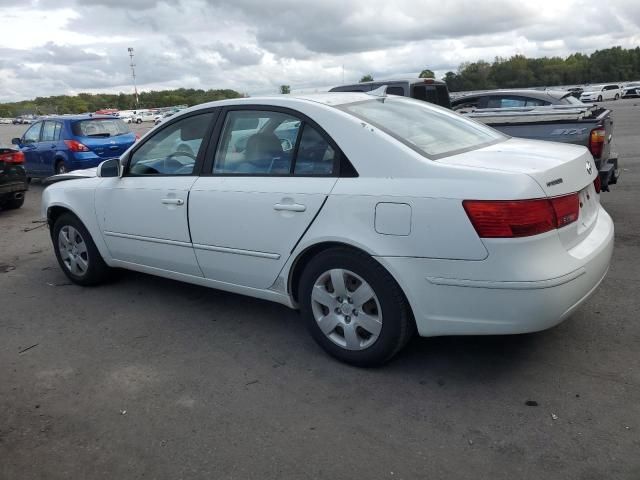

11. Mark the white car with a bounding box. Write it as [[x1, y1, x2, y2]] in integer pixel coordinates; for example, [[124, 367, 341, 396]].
[[41, 93, 614, 366], [580, 84, 622, 102]]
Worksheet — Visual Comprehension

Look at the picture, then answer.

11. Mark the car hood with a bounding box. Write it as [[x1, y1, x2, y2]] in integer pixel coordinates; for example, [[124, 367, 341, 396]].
[[42, 167, 98, 185], [580, 91, 597, 95]]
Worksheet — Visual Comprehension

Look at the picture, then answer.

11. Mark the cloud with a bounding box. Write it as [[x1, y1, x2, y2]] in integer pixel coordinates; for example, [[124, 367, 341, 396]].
[[0, 0, 639, 102]]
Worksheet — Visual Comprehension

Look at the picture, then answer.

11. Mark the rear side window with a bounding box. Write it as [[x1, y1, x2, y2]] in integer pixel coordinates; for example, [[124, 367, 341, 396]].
[[294, 125, 337, 176], [41, 121, 61, 142], [72, 119, 129, 137]]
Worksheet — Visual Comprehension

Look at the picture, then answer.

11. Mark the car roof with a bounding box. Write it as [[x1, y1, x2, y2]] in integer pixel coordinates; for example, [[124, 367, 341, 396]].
[[453, 89, 570, 103], [34, 114, 119, 122]]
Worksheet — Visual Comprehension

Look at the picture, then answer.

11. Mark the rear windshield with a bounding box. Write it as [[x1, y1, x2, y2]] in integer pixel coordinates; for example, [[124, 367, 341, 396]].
[[339, 97, 504, 158], [72, 118, 130, 137]]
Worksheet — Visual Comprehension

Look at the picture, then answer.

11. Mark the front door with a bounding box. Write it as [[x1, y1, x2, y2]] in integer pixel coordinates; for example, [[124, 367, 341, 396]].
[[39, 120, 63, 175], [20, 122, 43, 176], [95, 111, 217, 276], [189, 108, 340, 289]]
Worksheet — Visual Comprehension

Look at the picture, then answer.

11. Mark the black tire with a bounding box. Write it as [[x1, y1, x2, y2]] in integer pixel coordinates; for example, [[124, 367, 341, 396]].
[[299, 247, 414, 367], [52, 213, 111, 286], [136, 118, 142, 124], [55, 160, 67, 175], [4, 195, 25, 210], [614, 93, 620, 100], [597, 95, 603, 102]]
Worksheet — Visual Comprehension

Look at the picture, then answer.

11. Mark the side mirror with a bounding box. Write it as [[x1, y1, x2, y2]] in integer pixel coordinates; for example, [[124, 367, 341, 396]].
[[11, 137, 21, 145], [97, 158, 120, 178]]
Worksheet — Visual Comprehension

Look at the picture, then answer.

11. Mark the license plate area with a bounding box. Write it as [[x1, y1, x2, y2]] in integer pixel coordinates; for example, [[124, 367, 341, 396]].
[[577, 184, 598, 232]]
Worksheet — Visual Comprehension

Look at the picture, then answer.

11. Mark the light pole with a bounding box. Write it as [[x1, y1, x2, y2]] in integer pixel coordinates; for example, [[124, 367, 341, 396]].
[[128, 47, 139, 109]]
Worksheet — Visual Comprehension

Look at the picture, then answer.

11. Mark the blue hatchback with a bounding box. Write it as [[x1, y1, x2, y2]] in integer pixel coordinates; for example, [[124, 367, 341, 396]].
[[11, 115, 137, 177]]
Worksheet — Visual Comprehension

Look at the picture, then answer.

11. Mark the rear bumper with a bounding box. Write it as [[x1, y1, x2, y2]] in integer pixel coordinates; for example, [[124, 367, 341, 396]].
[[377, 206, 614, 336]]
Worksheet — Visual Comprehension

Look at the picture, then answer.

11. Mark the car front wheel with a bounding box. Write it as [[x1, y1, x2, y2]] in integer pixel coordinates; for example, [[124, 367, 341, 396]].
[[52, 213, 111, 286], [614, 93, 620, 100], [597, 95, 603, 102], [299, 247, 414, 366]]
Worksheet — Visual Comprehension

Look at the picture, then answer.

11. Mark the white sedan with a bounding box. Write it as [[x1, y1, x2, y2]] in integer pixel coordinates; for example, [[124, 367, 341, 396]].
[[42, 92, 614, 366]]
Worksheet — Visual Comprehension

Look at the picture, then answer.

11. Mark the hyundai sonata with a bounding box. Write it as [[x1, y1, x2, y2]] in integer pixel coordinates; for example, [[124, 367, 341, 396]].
[[42, 92, 614, 366]]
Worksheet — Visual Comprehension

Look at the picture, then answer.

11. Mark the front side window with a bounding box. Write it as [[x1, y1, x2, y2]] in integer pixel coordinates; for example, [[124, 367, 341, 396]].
[[128, 112, 214, 176], [340, 97, 505, 158], [23, 122, 42, 143]]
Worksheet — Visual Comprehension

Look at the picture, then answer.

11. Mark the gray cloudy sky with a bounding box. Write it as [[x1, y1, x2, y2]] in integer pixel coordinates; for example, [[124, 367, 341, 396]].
[[1, 0, 639, 101]]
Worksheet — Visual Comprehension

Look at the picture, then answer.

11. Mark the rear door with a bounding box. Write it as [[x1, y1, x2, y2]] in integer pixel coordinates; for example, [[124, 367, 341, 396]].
[[39, 120, 62, 174], [189, 107, 340, 289]]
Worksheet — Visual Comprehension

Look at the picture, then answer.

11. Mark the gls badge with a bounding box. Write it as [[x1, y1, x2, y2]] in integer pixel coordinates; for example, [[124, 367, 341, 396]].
[[586, 160, 593, 175]]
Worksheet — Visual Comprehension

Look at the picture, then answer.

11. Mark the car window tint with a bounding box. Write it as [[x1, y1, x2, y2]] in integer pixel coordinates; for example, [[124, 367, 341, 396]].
[[213, 110, 301, 175], [487, 96, 526, 108], [452, 97, 480, 112], [128, 113, 213, 176], [294, 124, 337, 176], [386, 86, 405, 96], [53, 122, 62, 140], [23, 122, 42, 143], [41, 121, 58, 142], [72, 119, 129, 137], [525, 98, 549, 106]]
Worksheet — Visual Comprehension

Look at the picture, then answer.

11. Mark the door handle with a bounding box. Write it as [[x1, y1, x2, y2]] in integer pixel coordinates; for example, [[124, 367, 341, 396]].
[[161, 198, 184, 205], [274, 203, 306, 212]]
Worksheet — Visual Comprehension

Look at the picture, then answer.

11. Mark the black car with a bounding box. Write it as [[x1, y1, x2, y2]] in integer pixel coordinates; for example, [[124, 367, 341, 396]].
[[622, 83, 640, 98], [0, 144, 28, 210]]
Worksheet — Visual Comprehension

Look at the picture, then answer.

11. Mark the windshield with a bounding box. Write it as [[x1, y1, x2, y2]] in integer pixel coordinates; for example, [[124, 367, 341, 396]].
[[340, 97, 504, 158], [72, 118, 130, 137]]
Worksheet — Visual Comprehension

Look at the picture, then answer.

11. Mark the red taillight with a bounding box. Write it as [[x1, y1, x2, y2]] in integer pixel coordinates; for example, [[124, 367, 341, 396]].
[[135, 133, 140, 141], [594, 175, 602, 194], [589, 127, 606, 159], [64, 139, 90, 152], [463, 193, 580, 238], [0, 151, 25, 164]]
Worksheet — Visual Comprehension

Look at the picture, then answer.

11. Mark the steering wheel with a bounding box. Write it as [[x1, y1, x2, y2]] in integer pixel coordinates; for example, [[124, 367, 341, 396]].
[[167, 150, 197, 162]]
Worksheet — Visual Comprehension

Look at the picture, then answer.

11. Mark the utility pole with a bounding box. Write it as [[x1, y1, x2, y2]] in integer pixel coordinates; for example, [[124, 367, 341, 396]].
[[128, 47, 139, 109]]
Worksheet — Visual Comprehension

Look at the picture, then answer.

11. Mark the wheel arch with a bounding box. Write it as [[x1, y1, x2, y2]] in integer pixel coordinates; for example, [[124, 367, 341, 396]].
[[287, 240, 415, 324]]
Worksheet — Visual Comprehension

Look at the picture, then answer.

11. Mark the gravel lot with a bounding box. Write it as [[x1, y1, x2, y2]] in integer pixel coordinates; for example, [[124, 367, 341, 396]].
[[1, 103, 639, 480]]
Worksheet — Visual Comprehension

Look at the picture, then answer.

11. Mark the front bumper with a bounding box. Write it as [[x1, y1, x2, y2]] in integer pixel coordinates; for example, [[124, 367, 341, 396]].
[[377, 206, 614, 337]]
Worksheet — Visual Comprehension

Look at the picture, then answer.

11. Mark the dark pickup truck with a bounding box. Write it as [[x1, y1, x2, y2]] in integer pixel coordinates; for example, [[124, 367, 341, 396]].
[[462, 105, 619, 190]]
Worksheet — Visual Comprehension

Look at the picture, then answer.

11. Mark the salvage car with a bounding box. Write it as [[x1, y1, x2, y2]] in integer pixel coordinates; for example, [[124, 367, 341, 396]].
[[0, 144, 27, 210], [42, 93, 614, 366], [13, 115, 136, 177]]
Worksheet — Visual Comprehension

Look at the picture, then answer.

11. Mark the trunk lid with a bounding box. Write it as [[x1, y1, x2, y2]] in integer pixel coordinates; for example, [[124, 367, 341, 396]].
[[70, 118, 136, 159], [79, 133, 135, 158], [439, 137, 600, 249]]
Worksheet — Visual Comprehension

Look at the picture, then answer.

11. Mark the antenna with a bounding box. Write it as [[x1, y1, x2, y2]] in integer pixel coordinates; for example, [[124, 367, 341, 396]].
[[128, 47, 139, 109]]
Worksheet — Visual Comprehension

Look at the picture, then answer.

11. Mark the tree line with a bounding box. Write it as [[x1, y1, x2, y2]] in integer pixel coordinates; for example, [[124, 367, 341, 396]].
[[0, 88, 243, 118], [442, 46, 640, 92]]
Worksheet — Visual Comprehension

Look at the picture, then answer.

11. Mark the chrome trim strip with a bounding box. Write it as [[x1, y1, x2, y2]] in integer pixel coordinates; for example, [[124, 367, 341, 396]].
[[426, 268, 586, 290], [192, 243, 280, 260], [103, 231, 193, 248]]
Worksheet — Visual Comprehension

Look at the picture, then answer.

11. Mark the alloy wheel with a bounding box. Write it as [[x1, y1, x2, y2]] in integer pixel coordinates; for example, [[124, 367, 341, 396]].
[[310, 268, 382, 351], [58, 225, 89, 276]]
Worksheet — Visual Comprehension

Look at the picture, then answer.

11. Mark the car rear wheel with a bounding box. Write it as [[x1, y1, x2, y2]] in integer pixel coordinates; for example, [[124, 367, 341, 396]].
[[55, 160, 67, 175], [52, 213, 111, 286], [3, 195, 25, 210], [299, 247, 414, 366]]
